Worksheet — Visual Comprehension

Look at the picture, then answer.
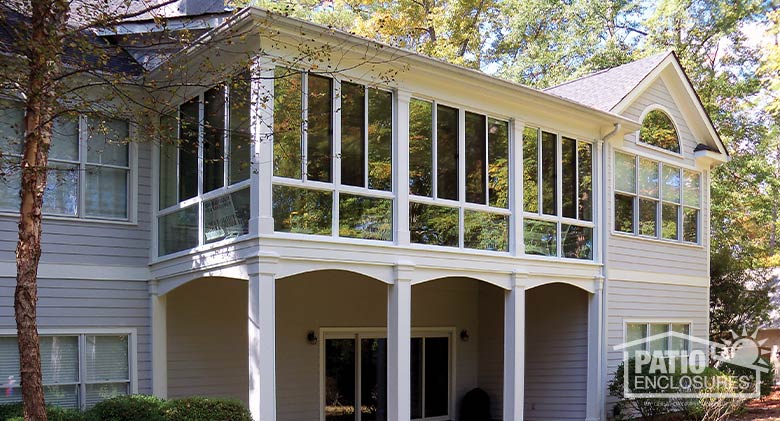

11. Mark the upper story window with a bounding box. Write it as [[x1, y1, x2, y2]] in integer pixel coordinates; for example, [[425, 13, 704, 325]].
[[157, 74, 252, 256], [639, 109, 680, 154], [272, 67, 394, 241], [0, 104, 132, 220], [614, 152, 700, 244], [522, 127, 593, 260], [408, 98, 510, 251]]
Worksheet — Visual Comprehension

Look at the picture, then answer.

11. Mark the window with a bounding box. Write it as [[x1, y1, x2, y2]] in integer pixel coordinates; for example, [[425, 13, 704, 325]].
[[639, 109, 680, 153], [523, 127, 593, 259], [323, 331, 451, 421], [0, 333, 132, 409], [272, 68, 394, 241], [613, 152, 700, 244], [408, 99, 510, 251], [625, 322, 690, 354], [158, 73, 252, 256], [0, 104, 132, 220]]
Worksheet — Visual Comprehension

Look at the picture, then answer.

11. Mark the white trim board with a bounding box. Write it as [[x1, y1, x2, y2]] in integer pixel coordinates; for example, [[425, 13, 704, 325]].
[[608, 269, 708, 287]]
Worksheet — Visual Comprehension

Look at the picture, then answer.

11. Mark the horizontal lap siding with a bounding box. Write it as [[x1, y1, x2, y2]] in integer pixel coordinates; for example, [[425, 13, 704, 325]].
[[0, 276, 152, 394]]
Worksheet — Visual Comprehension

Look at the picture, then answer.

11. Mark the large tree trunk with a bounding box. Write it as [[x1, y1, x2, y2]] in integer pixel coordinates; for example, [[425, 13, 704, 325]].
[[15, 1, 68, 420]]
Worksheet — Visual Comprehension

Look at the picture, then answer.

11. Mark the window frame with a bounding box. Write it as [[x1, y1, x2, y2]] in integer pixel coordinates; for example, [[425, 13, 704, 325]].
[[612, 150, 702, 246], [522, 125, 595, 260], [0, 112, 137, 223], [636, 106, 683, 157], [0, 328, 137, 410], [623, 321, 692, 354], [318, 327, 455, 421]]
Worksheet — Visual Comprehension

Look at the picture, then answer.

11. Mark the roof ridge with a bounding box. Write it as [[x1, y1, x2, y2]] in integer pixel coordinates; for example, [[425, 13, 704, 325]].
[[545, 50, 672, 91]]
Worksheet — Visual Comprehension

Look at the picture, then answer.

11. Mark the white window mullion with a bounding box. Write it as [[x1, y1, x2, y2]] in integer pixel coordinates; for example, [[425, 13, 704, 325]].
[[223, 84, 230, 187], [431, 102, 438, 200], [458, 108, 465, 248], [78, 334, 87, 410], [78, 115, 87, 219], [364, 85, 370, 189], [536, 129, 542, 217], [332, 79, 341, 238], [483, 116, 489, 205], [556, 134, 562, 256], [197, 93, 205, 246], [575, 140, 580, 221]]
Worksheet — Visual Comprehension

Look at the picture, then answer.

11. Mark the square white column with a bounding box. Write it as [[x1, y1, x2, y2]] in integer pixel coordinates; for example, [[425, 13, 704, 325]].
[[388, 263, 414, 421], [503, 271, 526, 420], [149, 281, 167, 399], [394, 90, 412, 246], [251, 58, 276, 235], [585, 276, 605, 421], [248, 255, 278, 421]]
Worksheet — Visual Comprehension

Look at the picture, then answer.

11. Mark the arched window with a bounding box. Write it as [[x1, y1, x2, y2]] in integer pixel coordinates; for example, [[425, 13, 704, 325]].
[[639, 109, 680, 153]]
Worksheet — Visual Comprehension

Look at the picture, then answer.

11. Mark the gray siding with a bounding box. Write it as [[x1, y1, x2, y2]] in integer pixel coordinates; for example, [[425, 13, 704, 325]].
[[0, 275, 152, 394]]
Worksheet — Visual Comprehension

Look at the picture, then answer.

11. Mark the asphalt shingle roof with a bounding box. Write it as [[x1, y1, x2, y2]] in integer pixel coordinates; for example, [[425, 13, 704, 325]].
[[544, 51, 671, 112]]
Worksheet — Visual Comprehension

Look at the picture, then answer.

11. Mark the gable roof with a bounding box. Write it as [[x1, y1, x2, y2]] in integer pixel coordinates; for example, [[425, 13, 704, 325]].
[[544, 52, 670, 112]]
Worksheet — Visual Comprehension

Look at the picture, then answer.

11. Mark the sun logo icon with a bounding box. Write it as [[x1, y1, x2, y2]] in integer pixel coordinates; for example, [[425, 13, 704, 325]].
[[718, 328, 772, 371]]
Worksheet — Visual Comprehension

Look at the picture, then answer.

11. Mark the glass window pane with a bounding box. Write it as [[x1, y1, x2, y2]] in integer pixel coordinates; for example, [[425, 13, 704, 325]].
[[273, 68, 303, 179], [0, 337, 20, 389], [360, 338, 387, 421], [424, 337, 449, 418], [272, 185, 332, 235], [85, 336, 128, 382], [561, 137, 577, 219], [179, 98, 199, 201], [662, 203, 679, 240], [0, 104, 24, 155], [229, 71, 251, 184], [0, 163, 20, 211], [159, 116, 178, 209], [307, 74, 333, 182], [640, 110, 680, 153], [44, 384, 79, 409], [671, 324, 690, 352], [522, 127, 539, 213], [86, 117, 129, 166], [615, 152, 636, 193], [638, 158, 659, 198], [614, 194, 634, 233], [325, 339, 356, 421], [562, 224, 592, 260], [339, 194, 392, 241], [158, 204, 198, 256], [409, 99, 433, 197], [464, 210, 508, 252], [541, 131, 557, 215], [410, 338, 423, 419], [465, 112, 486, 205], [50, 115, 79, 161], [204, 188, 251, 243], [86, 383, 128, 408], [340, 82, 365, 188], [40, 336, 79, 384], [626, 323, 647, 354], [638, 199, 657, 237], [436, 104, 458, 201], [649, 324, 670, 353], [409, 202, 458, 247], [43, 162, 79, 216], [683, 207, 699, 243], [368, 88, 392, 191], [85, 166, 128, 219], [577, 142, 592, 221], [683, 170, 700, 207], [524, 219, 557, 257], [662, 165, 681, 203], [488, 118, 508, 209], [204, 86, 226, 193]]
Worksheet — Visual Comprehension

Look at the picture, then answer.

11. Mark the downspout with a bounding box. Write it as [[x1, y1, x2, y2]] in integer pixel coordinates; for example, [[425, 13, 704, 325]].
[[600, 123, 620, 420]]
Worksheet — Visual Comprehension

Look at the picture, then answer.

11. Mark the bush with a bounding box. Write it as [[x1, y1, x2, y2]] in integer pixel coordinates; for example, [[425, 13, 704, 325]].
[[0, 403, 85, 421], [163, 397, 252, 421], [85, 395, 166, 421]]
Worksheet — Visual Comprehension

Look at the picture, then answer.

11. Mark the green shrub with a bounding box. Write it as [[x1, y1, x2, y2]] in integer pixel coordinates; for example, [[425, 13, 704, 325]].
[[0, 403, 23, 420], [163, 397, 252, 421], [85, 394, 165, 421], [0, 403, 84, 421]]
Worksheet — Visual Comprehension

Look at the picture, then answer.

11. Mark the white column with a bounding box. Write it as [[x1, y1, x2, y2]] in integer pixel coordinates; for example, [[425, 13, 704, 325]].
[[394, 90, 412, 246], [503, 271, 526, 420], [251, 58, 276, 235], [585, 276, 605, 421], [511, 120, 525, 256], [388, 262, 413, 421], [248, 255, 278, 421], [149, 281, 167, 399]]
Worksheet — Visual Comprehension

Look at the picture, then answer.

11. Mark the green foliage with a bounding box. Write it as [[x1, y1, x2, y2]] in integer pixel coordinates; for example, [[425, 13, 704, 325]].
[[163, 397, 252, 421], [85, 395, 166, 421], [0, 403, 85, 421]]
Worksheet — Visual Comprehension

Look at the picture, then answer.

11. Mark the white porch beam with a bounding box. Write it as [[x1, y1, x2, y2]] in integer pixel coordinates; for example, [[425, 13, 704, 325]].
[[503, 271, 526, 420], [585, 276, 605, 421], [394, 90, 412, 246], [149, 281, 168, 399], [248, 255, 279, 421], [251, 58, 276, 235], [388, 262, 414, 421]]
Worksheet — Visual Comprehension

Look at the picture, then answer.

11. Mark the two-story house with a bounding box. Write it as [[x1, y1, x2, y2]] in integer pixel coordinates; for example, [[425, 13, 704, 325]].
[[0, 3, 727, 420]]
